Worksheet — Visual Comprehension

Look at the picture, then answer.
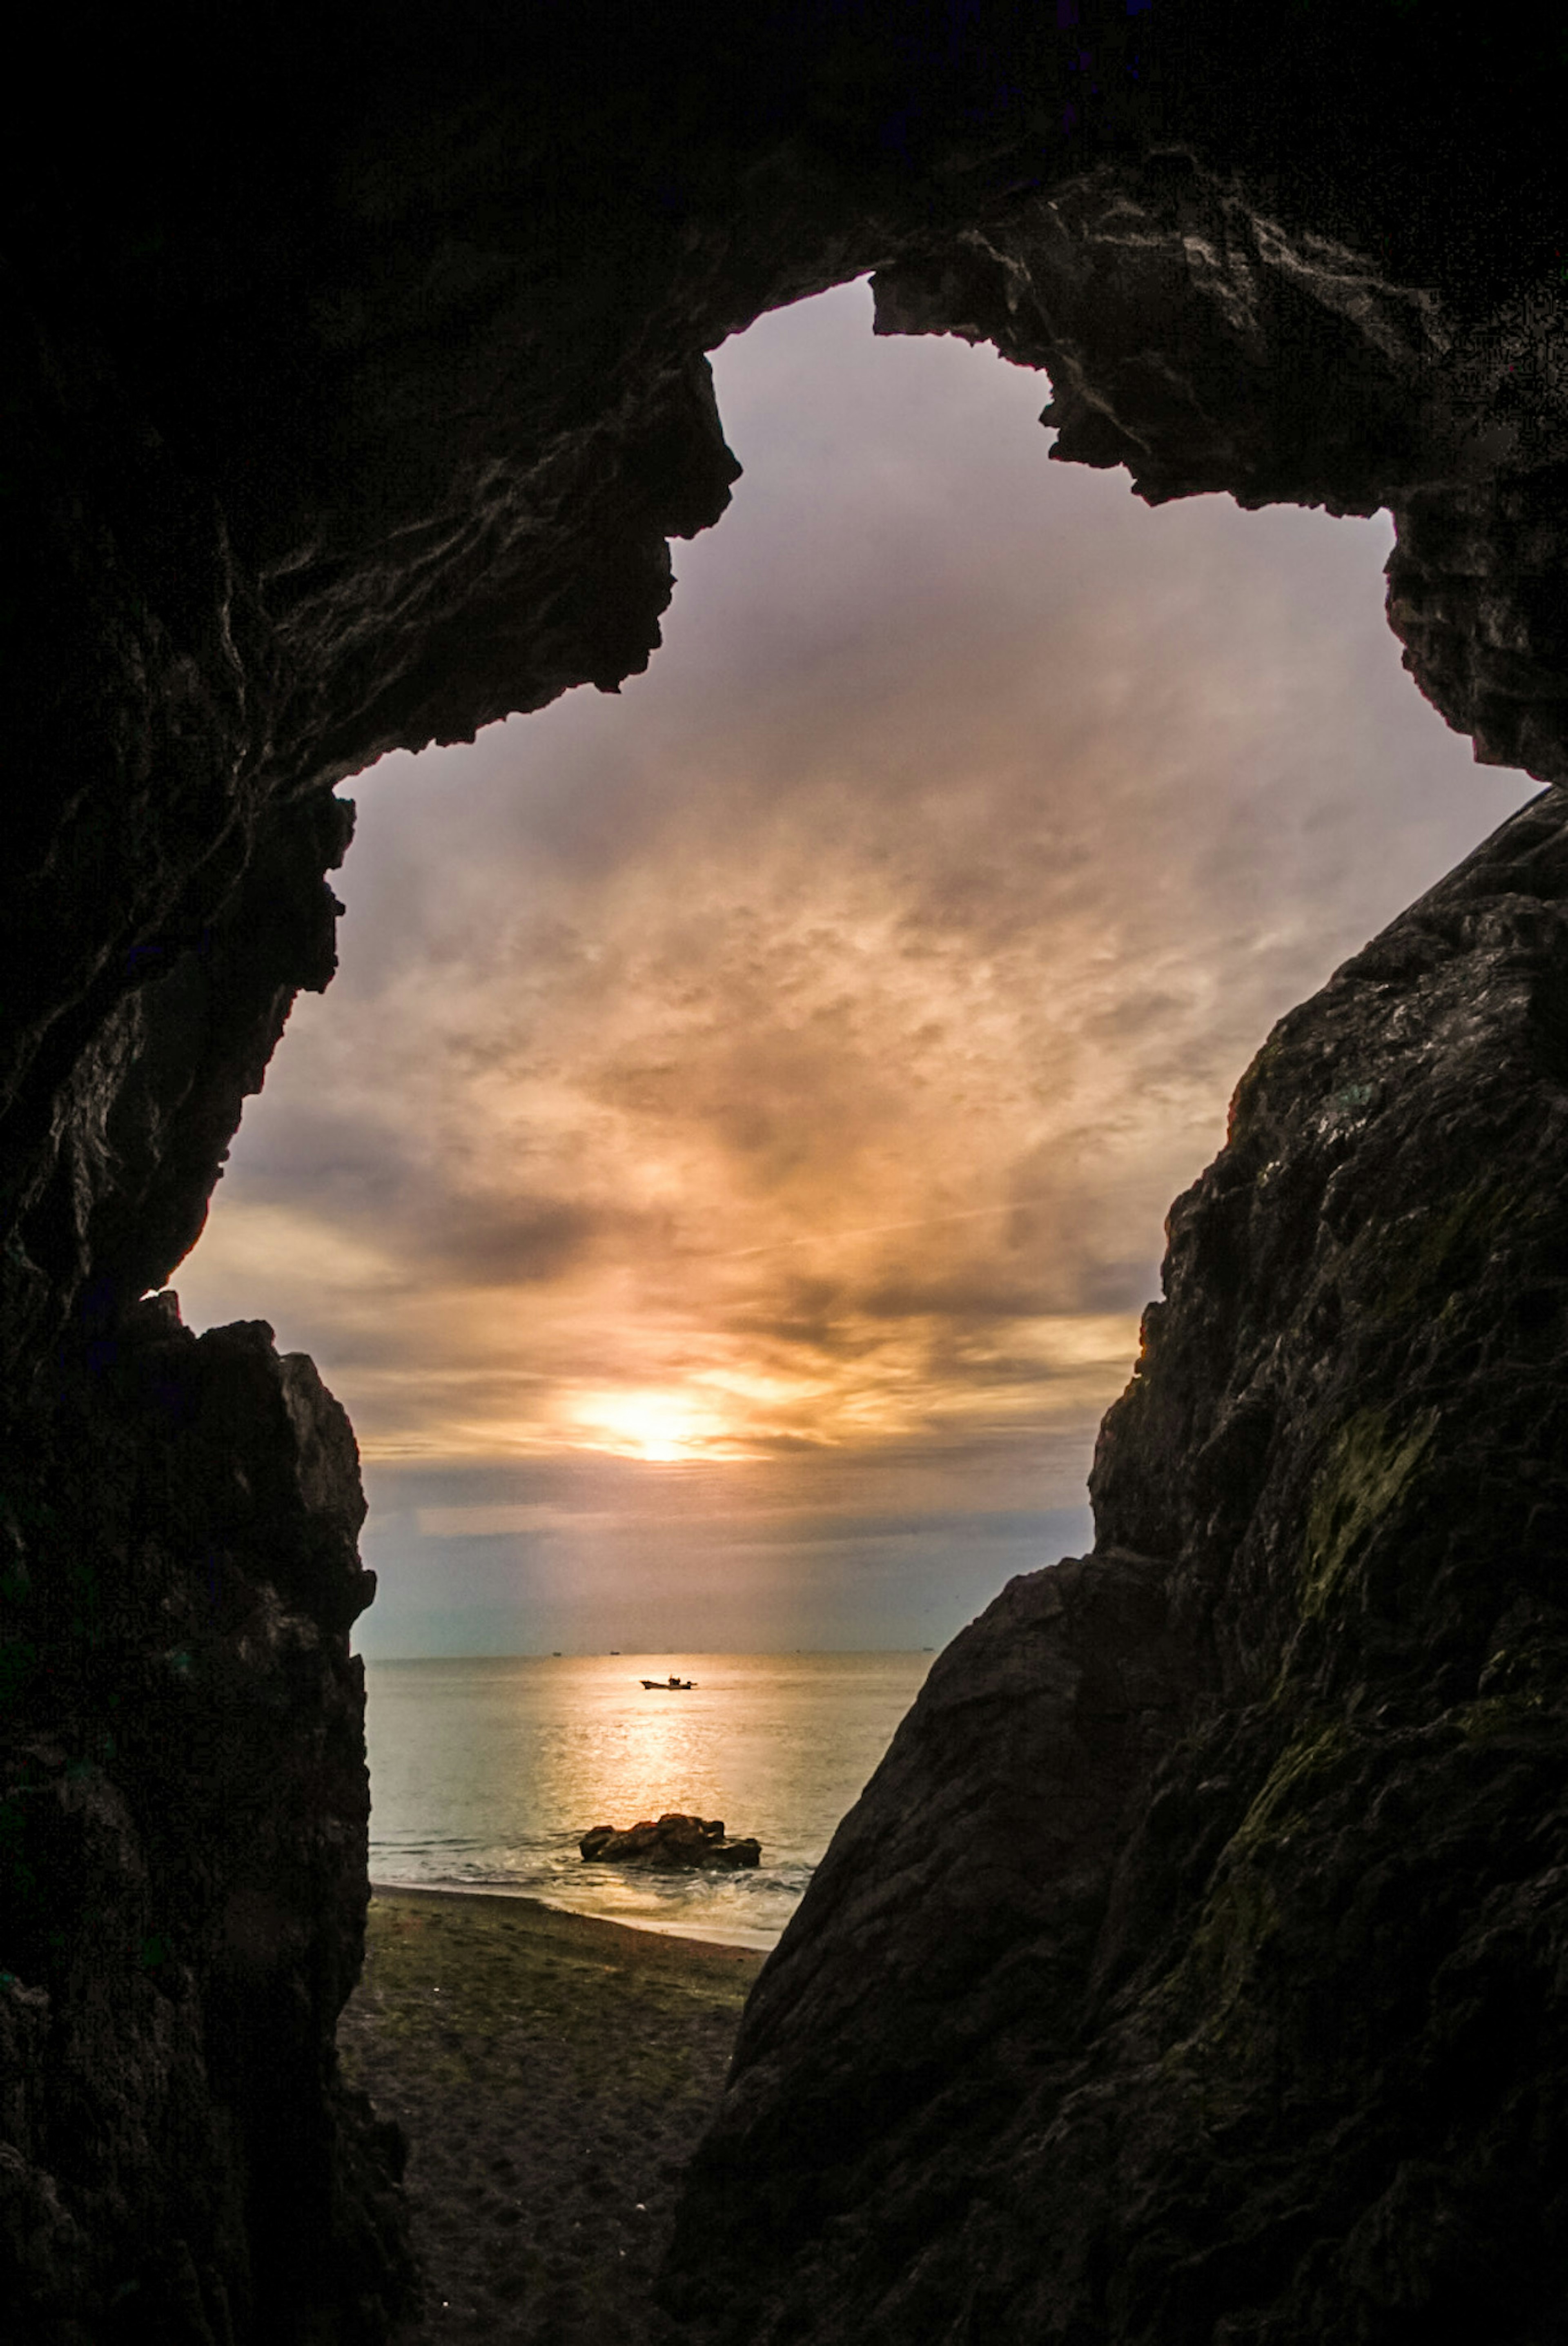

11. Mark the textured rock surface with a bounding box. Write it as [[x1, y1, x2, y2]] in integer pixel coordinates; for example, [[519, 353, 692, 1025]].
[[580, 1816, 762, 1871], [4, 4, 1568, 2339], [663, 789, 1568, 2342], [0, 1295, 413, 2342], [871, 155, 1568, 779]]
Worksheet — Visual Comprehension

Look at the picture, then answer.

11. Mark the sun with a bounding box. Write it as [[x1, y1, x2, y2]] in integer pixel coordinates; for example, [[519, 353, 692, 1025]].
[[572, 1389, 726, 1462]]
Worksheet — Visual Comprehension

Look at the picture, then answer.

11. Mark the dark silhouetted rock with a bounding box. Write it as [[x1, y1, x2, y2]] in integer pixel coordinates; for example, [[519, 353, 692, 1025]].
[[661, 787, 1568, 2342], [5, 6, 1568, 2339], [581, 1815, 761, 1870], [0, 1293, 414, 2342]]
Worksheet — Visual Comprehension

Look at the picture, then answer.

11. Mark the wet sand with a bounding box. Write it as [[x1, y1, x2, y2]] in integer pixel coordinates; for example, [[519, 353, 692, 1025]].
[[336, 1885, 764, 2344]]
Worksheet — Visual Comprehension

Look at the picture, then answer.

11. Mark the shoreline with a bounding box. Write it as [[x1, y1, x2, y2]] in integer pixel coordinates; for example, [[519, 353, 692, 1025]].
[[367, 1876, 776, 1963], [341, 1884, 764, 2340]]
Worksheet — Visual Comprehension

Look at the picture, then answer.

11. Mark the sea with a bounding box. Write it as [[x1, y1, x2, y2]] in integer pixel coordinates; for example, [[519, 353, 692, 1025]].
[[362, 1651, 936, 1951]]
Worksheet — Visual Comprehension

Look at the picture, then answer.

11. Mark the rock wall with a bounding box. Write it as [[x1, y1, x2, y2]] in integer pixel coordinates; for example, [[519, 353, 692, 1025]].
[[871, 157, 1568, 778], [663, 786, 1568, 2342], [1, 1299, 412, 2342], [4, 4, 1568, 2337]]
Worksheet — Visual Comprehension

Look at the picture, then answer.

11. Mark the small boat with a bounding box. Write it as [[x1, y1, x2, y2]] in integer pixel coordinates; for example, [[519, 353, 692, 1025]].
[[639, 1674, 695, 1691]]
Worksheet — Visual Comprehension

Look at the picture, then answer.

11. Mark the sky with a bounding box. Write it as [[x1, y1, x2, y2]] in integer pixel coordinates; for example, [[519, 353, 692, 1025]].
[[172, 278, 1534, 1658]]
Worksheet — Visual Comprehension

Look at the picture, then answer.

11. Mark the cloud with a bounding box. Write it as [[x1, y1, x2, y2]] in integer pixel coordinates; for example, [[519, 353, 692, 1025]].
[[428, 1198, 620, 1286], [171, 278, 1535, 1646]]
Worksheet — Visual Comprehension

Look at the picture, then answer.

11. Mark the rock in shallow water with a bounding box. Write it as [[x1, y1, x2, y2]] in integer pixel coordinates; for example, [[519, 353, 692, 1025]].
[[580, 1814, 762, 1870]]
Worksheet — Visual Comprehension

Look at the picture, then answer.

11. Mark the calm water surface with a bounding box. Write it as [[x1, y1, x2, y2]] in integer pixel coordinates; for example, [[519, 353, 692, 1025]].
[[363, 1652, 935, 1949]]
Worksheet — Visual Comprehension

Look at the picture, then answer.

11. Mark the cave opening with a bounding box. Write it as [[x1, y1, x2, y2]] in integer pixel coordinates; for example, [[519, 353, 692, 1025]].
[[9, 13, 1568, 2333], [163, 276, 1535, 1945]]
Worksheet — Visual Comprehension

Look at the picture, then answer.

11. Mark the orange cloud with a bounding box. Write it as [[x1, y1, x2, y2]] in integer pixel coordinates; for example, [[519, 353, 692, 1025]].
[[173, 281, 1531, 1607]]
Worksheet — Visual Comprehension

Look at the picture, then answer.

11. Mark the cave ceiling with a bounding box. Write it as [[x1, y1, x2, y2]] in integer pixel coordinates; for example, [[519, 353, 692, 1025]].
[[4, 7, 1568, 2340]]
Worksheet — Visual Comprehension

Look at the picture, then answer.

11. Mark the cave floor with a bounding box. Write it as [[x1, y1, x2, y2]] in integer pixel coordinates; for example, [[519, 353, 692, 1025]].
[[336, 1887, 762, 2345]]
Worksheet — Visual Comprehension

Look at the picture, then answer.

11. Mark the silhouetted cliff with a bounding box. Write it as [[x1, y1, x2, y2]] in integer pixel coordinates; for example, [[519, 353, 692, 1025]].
[[1, 1300, 412, 2340], [663, 788, 1568, 2342]]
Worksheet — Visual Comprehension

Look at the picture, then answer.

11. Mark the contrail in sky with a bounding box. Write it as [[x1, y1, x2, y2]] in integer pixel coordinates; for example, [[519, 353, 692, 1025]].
[[708, 1195, 1062, 1261]]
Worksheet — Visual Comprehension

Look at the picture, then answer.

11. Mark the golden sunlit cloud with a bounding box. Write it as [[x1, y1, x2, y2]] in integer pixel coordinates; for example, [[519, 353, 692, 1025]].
[[166, 278, 1533, 1654]]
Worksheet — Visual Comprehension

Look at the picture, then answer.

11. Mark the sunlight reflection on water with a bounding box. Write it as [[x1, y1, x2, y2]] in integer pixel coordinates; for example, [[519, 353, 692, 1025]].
[[363, 1651, 935, 1948]]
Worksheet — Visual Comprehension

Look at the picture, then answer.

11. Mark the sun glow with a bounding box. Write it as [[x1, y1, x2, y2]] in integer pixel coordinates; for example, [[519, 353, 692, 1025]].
[[570, 1389, 739, 1462]]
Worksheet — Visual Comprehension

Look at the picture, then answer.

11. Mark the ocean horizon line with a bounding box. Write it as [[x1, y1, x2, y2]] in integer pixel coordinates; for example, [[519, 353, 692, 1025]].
[[362, 1643, 943, 1663]]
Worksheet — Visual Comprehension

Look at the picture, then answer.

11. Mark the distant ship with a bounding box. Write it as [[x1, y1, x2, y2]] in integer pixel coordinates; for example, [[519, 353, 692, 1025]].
[[640, 1674, 695, 1691]]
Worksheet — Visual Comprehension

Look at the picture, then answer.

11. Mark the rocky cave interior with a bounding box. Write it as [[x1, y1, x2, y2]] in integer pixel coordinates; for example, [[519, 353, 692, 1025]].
[[4, 4, 1568, 2341]]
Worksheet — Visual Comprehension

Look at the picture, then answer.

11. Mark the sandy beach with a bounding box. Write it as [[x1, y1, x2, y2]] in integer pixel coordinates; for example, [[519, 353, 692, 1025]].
[[336, 1885, 765, 2344]]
